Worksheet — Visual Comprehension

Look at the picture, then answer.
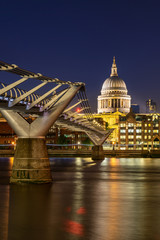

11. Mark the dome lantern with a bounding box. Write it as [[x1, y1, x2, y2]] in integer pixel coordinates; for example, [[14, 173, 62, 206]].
[[110, 56, 118, 77]]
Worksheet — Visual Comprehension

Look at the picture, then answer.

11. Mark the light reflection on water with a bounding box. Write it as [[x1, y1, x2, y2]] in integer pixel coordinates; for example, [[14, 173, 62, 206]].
[[0, 157, 160, 240]]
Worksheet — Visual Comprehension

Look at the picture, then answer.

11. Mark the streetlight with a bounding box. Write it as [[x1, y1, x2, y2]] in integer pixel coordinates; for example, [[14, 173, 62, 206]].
[[112, 141, 115, 150]]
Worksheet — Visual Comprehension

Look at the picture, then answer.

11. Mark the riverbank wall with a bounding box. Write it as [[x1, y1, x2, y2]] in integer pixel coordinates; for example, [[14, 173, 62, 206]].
[[48, 149, 160, 158], [1, 149, 160, 158]]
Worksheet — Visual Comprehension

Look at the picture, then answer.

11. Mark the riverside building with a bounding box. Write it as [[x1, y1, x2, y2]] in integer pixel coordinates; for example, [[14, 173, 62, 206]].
[[118, 110, 160, 150], [146, 99, 157, 113], [93, 111, 125, 143]]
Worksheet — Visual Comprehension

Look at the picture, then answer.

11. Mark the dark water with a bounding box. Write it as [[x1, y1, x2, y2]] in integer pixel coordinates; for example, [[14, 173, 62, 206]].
[[1, 157, 160, 240]]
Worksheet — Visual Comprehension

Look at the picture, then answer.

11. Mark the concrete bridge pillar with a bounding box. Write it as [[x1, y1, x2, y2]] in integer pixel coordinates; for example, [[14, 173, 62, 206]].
[[92, 145, 104, 160], [10, 138, 52, 183], [86, 131, 112, 161]]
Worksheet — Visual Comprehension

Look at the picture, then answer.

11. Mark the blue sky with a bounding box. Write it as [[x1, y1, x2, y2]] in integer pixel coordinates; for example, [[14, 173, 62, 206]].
[[1, 0, 160, 112]]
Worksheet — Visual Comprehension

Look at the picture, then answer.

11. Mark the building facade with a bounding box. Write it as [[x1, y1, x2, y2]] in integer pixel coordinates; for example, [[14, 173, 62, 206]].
[[0, 117, 16, 144], [118, 110, 160, 150], [146, 99, 157, 113], [97, 57, 131, 114], [93, 111, 125, 143]]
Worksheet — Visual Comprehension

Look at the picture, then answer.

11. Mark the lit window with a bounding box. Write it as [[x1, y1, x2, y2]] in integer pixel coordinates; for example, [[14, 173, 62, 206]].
[[120, 136, 126, 139], [152, 115, 158, 121], [120, 129, 126, 133], [136, 129, 142, 133], [148, 136, 151, 139], [144, 136, 147, 139], [128, 129, 134, 133], [144, 130, 147, 133], [120, 123, 125, 127], [136, 135, 141, 139], [148, 124, 151, 127], [145, 124, 147, 127], [153, 130, 159, 133], [128, 123, 134, 127], [148, 130, 151, 133], [128, 135, 134, 139]]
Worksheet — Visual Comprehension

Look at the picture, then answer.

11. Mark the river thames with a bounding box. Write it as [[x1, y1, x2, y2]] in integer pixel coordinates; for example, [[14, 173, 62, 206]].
[[1, 157, 160, 240]]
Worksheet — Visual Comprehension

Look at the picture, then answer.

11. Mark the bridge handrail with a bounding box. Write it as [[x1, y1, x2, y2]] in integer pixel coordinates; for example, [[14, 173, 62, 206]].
[[0, 60, 85, 86]]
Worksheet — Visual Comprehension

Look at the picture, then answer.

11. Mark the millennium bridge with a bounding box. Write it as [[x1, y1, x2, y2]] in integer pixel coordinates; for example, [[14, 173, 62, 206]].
[[0, 60, 112, 183]]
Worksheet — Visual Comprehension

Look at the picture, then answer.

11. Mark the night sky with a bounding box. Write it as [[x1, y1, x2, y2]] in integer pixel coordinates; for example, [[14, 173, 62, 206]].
[[1, 0, 160, 112]]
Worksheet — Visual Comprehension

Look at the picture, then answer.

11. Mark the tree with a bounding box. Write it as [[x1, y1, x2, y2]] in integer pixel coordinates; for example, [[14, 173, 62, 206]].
[[82, 137, 93, 145], [105, 122, 109, 130], [57, 135, 68, 144]]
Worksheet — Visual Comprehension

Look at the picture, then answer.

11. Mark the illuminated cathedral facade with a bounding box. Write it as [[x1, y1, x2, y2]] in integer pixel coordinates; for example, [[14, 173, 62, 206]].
[[97, 57, 131, 114]]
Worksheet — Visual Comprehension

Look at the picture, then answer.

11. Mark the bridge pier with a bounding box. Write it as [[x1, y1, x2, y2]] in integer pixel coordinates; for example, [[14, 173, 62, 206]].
[[10, 138, 52, 183], [1, 85, 82, 184], [92, 145, 104, 160]]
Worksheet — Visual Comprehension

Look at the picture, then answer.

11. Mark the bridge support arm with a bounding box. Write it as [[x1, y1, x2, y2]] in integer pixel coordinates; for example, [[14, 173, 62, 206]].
[[26, 84, 62, 110], [0, 109, 29, 137], [30, 86, 82, 137], [86, 129, 113, 160]]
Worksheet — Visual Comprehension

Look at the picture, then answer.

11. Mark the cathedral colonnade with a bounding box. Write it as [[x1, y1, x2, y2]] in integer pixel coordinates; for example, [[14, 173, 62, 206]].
[[98, 98, 131, 112]]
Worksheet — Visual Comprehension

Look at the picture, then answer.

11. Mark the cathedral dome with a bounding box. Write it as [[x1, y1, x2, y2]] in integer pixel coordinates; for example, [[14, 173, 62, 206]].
[[101, 76, 127, 94], [97, 57, 131, 114]]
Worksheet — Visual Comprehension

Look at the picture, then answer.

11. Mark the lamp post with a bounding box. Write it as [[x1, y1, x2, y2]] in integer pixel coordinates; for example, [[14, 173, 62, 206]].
[[112, 141, 115, 150], [78, 141, 81, 150]]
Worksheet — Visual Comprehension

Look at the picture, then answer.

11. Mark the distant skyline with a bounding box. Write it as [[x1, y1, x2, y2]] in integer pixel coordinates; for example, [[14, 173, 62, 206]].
[[1, 0, 160, 112]]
